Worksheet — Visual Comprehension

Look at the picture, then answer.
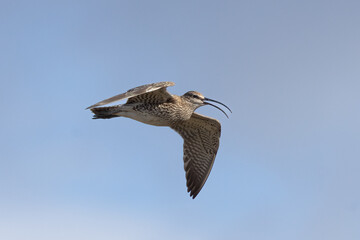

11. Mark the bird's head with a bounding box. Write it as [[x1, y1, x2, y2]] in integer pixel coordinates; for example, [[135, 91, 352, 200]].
[[182, 91, 232, 118]]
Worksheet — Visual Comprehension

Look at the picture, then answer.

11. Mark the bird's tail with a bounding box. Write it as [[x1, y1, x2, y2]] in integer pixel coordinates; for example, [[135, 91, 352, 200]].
[[90, 106, 121, 119]]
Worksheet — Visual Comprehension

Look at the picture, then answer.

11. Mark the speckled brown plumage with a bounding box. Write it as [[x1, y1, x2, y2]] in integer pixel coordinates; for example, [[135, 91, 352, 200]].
[[87, 82, 230, 199], [171, 113, 221, 198]]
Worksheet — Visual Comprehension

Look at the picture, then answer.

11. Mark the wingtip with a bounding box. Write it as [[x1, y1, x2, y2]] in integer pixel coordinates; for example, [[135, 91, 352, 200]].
[[189, 187, 201, 199], [187, 185, 198, 199], [190, 191, 199, 199], [85, 104, 98, 110]]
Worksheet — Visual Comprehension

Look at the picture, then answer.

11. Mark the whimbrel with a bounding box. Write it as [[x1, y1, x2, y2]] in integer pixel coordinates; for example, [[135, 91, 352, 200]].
[[87, 82, 231, 198]]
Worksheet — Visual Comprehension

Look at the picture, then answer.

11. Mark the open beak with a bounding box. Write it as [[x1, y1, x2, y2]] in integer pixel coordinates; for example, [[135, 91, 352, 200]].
[[204, 97, 232, 118]]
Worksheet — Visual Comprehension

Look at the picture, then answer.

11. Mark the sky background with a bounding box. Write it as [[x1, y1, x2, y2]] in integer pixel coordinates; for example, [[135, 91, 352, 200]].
[[1, 0, 360, 239]]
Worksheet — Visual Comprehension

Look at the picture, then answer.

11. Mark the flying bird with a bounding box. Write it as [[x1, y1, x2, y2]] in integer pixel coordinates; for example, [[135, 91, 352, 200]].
[[87, 82, 231, 198]]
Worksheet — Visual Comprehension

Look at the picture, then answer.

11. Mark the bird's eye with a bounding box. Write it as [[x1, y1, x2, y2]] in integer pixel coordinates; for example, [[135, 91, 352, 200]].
[[193, 95, 199, 99]]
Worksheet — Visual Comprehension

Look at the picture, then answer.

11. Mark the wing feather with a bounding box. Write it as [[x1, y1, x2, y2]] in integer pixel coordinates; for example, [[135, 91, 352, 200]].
[[86, 81, 175, 109], [171, 113, 221, 198]]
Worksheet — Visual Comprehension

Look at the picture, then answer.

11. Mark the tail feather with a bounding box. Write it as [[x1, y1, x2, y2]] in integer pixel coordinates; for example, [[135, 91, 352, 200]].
[[90, 106, 121, 119]]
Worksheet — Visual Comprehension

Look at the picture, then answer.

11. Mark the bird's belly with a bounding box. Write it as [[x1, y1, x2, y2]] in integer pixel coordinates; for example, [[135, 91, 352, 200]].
[[120, 111, 170, 126]]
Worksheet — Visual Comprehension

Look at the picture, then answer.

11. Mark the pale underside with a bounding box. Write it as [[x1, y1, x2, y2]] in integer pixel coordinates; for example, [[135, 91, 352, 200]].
[[87, 82, 221, 198]]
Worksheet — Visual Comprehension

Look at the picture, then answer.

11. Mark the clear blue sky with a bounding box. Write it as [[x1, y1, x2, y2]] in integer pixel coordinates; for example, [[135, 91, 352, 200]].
[[1, 0, 359, 239]]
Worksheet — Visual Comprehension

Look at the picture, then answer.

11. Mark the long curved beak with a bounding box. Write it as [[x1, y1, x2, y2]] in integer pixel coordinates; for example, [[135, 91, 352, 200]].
[[204, 97, 232, 118]]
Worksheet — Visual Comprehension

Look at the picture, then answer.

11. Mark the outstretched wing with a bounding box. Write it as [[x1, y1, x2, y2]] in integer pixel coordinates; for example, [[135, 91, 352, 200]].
[[171, 113, 221, 199], [86, 81, 175, 109]]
